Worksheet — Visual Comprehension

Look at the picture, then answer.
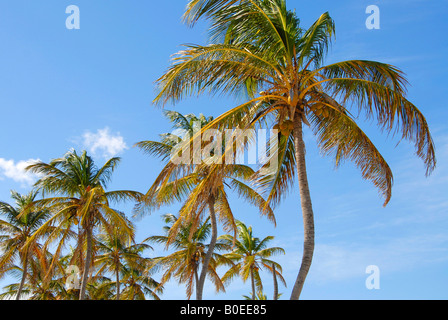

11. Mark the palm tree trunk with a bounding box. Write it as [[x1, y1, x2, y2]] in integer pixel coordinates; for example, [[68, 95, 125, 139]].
[[272, 264, 279, 301], [16, 250, 29, 300], [194, 264, 200, 297], [290, 118, 315, 300], [196, 197, 217, 300], [79, 226, 93, 300], [75, 223, 85, 281], [116, 267, 120, 300], [250, 267, 256, 300]]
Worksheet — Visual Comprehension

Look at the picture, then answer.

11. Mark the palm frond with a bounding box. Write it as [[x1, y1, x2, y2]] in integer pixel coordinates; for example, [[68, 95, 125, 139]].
[[153, 43, 282, 106], [308, 98, 394, 206], [297, 12, 335, 68]]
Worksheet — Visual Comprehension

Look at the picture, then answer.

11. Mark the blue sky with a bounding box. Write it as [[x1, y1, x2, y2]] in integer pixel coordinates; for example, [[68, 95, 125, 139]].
[[0, 0, 447, 300]]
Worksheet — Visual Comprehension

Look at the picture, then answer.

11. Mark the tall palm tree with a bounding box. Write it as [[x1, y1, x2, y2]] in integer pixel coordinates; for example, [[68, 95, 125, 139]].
[[220, 220, 285, 300], [0, 190, 51, 300], [135, 111, 274, 300], [94, 225, 152, 300], [153, 0, 436, 299], [145, 213, 232, 300], [25, 150, 143, 300]]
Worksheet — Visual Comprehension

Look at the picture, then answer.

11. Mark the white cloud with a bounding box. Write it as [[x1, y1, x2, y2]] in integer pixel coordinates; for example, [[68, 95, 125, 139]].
[[82, 127, 128, 159], [0, 158, 41, 186]]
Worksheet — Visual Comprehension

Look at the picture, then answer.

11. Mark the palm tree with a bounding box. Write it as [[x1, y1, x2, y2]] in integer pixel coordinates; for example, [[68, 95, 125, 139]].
[[25, 150, 143, 300], [118, 266, 163, 300], [153, 0, 436, 299], [135, 111, 274, 300], [94, 225, 152, 300], [145, 213, 232, 299], [0, 190, 51, 300], [23, 247, 67, 300], [220, 221, 286, 300], [84, 277, 116, 300], [0, 247, 68, 300]]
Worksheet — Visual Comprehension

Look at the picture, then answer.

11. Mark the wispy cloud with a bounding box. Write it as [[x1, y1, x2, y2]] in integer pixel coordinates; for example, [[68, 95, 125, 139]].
[[0, 158, 40, 187], [81, 127, 128, 159]]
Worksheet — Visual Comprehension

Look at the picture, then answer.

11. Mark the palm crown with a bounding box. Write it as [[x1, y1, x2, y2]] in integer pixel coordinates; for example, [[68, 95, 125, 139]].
[[156, 2, 435, 206], [145, 213, 232, 299], [136, 111, 275, 299], [25, 150, 143, 300], [220, 220, 286, 300], [0, 190, 51, 300], [94, 225, 154, 300]]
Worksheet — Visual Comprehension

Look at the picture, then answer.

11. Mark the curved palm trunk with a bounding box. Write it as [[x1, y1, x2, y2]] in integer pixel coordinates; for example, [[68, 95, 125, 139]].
[[250, 267, 256, 300], [196, 197, 217, 300], [290, 118, 315, 300], [79, 227, 93, 300], [16, 250, 29, 300], [272, 264, 279, 301]]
